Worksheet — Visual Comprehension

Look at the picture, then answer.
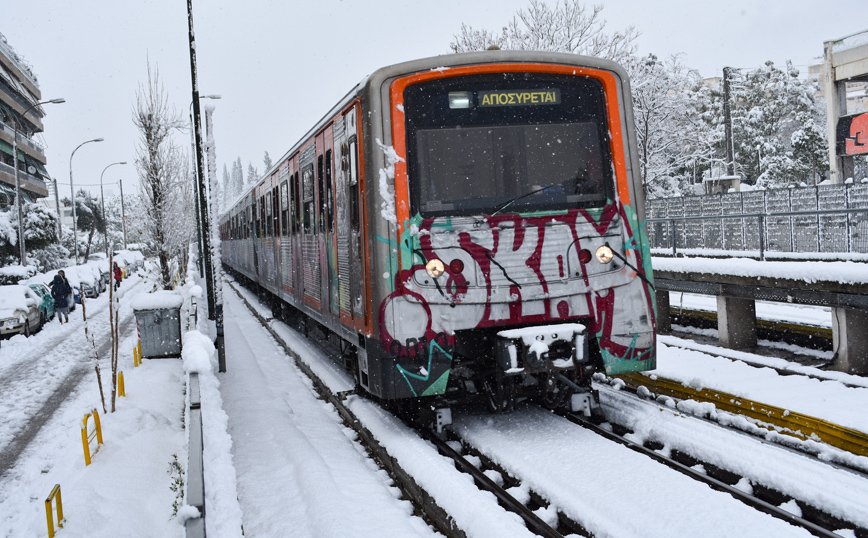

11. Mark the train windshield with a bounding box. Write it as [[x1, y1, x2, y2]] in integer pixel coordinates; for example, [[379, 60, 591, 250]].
[[404, 72, 615, 218]]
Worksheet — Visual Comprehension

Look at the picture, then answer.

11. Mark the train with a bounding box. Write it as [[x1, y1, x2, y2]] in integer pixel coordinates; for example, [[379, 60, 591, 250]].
[[220, 50, 656, 423]]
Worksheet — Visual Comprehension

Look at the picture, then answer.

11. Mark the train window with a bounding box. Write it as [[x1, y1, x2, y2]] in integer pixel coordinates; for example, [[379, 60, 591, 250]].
[[265, 192, 272, 237], [294, 171, 301, 232], [259, 196, 266, 238], [317, 155, 325, 232], [349, 139, 360, 232], [280, 182, 288, 236], [325, 149, 334, 234], [272, 186, 280, 237], [302, 165, 315, 234], [403, 73, 614, 218]]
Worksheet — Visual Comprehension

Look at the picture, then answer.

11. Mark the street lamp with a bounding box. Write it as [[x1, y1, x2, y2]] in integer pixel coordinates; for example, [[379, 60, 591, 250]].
[[69, 137, 104, 264], [100, 161, 127, 256], [11, 98, 65, 266], [190, 95, 220, 276]]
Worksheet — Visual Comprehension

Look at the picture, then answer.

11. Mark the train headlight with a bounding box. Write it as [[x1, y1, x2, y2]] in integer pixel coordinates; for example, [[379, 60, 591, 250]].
[[595, 245, 614, 264], [426, 259, 446, 278]]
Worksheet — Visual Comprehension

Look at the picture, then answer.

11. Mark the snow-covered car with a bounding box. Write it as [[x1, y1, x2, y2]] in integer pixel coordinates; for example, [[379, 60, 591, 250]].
[[0, 284, 44, 337], [86, 254, 109, 293], [27, 282, 54, 322], [66, 265, 100, 300]]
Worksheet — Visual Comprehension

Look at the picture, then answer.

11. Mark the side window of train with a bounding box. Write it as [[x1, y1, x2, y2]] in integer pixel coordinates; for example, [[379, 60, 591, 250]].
[[325, 149, 334, 234], [272, 186, 280, 236], [265, 192, 273, 237], [349, 138, 360, 232], [259, 196, 266, 238], [280, 182, 288, 236], [303, 165, 315, 234], [294, 171, 301, 232], [317, 154, 325, 232]]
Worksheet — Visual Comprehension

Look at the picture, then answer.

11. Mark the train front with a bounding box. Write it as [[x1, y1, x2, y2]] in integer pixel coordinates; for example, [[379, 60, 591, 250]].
[[372, 54, 656, 412]]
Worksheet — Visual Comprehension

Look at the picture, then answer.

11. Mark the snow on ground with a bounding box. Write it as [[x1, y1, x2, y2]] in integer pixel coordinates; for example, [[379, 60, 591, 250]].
[[455, 408, 815, 538], [600, 386, 868, 530], [646, 340, 868, 434], [0, 273, 186, 537]]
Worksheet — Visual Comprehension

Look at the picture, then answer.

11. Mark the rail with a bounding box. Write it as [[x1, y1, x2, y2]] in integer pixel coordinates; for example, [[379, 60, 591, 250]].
[[186, 372, 206, 538], [648, 207, 868, 260]]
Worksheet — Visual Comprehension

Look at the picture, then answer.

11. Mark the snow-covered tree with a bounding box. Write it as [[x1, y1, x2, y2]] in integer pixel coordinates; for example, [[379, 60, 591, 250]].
[[450, 0, 638, 64], [725, 61, 826, 187], [263, 151, 272, 172], [0, 203, 68, 270], [247, 162, 259, 187], [133, 63, 194, 289], [232, 157, 244, 194], [626, 54, 720, 197]]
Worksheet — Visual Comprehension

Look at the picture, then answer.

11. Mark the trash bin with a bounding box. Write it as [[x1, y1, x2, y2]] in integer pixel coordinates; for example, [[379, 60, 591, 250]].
[[131, 291, 184, 358]]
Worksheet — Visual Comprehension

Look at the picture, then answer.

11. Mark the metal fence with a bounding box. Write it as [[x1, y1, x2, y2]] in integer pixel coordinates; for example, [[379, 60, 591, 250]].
[[646, 183, 868, 258]]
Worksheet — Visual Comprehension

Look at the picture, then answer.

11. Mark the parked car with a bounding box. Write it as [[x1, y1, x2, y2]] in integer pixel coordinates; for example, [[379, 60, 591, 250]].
[[87, 254, 110, 293], [0, 285, 43, 337], [27, 282, 55, 323]]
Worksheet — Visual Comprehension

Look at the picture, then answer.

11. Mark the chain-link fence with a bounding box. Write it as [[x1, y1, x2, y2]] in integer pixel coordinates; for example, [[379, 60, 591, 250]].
[[647, 184, 868, 258]]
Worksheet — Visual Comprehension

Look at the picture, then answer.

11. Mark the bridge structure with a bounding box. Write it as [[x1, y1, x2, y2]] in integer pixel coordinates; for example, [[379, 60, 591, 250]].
[[653, 257, 868, 376], [824, 28, 868, 184]]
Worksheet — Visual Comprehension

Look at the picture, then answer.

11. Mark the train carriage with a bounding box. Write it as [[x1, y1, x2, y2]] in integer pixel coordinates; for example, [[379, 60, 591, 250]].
[[221, 50, 656, 417]]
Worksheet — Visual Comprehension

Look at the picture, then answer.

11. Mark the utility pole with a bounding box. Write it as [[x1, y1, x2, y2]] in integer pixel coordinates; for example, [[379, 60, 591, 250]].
[[186, 0, 216, 321], [723, 67, 735, 177], [119, 179, 127, 249], [205, 106, 226, 372]]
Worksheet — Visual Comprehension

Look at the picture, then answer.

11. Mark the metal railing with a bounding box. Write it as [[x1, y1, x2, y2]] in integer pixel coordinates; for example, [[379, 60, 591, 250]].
[[647, 184, 868, 259], [648, 208, 868, 259], [186, 372, 206, 538]]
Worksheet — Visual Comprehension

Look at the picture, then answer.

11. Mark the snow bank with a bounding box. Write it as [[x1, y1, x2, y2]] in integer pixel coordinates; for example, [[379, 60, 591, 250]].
[[653, 256, 868, 285]]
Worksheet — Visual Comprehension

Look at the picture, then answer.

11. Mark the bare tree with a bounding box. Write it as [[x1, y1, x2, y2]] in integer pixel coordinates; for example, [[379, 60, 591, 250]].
[[133, 63, 192, 289], [450, 0, 638, 63]]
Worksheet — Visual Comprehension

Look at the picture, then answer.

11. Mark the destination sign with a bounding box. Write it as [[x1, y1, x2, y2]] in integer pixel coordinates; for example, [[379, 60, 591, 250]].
[[478, 89, 561, 107]]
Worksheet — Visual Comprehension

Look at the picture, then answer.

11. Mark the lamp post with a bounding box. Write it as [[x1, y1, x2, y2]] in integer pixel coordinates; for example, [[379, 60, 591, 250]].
[[69, 137, 104, 264], [190, 94, 220, 276], [100, 161, 127, 256], [11, 98, 65, 266]]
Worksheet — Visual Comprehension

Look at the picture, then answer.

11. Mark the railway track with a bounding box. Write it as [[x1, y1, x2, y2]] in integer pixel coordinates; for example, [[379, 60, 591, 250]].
[[230, 279, 868, 537]]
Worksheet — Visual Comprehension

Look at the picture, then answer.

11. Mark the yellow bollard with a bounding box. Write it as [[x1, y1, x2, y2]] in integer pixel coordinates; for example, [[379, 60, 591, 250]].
[[118, 371, 125, 397], [45, 484, 63, 537], [133, 346, 139, 367], [137, 340, 142, 364], [81, 409, 104, 466]]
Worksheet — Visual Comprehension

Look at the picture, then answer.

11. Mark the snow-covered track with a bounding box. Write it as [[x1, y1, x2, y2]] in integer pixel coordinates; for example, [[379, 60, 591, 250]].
[[616, 372, 868, 458], [558, 410, 845, 538]]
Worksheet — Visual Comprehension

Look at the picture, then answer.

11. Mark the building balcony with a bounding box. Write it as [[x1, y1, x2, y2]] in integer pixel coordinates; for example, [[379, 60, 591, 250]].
[[0, 160, 48, 199]]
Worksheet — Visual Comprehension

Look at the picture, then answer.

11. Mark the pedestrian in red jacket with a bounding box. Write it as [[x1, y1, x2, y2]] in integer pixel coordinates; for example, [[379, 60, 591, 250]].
[[113, 262, 122, 291]]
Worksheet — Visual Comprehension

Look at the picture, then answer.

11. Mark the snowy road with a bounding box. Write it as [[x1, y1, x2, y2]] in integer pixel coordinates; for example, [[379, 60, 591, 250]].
[[0, 279, 141, 476]]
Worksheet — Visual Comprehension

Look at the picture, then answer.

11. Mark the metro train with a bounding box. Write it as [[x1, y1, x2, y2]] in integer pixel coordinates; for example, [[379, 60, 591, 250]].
[[220, 50, 656, 420]]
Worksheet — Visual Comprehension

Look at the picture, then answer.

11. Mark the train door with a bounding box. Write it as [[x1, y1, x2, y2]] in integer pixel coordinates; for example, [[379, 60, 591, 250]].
[[279, 163, 292, 295], [250, 194, 259, 280], [291, 155, 303, 299], [322, 125, 339, 317], [315, 131, 331, 314], [300, 142, 321, 308], [344, 106, 367, 330]]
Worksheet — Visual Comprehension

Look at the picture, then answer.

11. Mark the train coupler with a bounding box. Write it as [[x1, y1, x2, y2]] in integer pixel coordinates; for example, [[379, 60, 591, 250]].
[[495, 323, 589, 374]]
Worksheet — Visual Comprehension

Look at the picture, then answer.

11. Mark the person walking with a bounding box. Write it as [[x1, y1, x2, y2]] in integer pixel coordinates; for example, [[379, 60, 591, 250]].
[[51, 270, 72, 324], [113, 262, 122, 291]]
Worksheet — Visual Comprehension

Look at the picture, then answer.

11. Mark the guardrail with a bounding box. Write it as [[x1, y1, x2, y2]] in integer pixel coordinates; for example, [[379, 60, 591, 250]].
[[648, 207, 868, 259], [186, 372, 206, 537]]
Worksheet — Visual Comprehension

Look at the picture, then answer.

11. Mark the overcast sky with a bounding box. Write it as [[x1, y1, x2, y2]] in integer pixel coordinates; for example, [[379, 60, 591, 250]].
[[3, 0, 867, 200]]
